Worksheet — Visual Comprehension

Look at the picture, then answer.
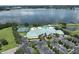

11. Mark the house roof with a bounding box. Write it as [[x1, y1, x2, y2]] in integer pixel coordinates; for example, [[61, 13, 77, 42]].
[[56, 30, 64, 35], [26, 26, 64, 38], [17, 27, 29, 32]]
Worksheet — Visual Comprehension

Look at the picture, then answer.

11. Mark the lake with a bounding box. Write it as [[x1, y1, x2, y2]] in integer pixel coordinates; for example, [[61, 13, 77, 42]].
[[0, 9, 79, 24]]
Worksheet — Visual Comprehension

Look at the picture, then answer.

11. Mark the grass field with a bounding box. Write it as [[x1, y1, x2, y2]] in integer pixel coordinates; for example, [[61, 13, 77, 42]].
[[67, 24, 79, 27], [0, 27, 17, 52], [71, 30, 79, 36], [67, 23, 79, 35], [19, 32, 26, 37]]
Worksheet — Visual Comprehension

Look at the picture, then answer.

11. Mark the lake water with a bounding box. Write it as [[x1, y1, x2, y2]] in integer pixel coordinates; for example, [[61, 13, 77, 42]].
[[0, 9, 79, 24]]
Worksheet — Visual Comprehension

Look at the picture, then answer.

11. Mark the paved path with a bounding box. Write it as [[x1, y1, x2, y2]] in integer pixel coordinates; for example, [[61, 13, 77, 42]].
[[1, 37, 28, 54], [1, 46, 20, 54]]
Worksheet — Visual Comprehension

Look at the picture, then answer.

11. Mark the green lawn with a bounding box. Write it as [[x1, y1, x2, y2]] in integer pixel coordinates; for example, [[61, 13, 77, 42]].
[[71, 30, 79, 36], [0, 27, 17, 52], [67, 23, 79, 35], [19, 32, 26, 37], [67, 24, 79, 27]]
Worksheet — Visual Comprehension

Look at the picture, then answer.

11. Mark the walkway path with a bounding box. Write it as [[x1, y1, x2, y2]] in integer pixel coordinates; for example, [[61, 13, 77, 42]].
[[1, 45, 21, 54]]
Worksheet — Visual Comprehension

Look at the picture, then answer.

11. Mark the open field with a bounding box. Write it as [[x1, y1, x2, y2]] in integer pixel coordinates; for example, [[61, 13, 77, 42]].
[[0, 27, 17, 52]]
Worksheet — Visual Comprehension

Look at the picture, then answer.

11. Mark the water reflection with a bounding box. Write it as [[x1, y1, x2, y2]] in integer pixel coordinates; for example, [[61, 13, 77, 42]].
[[0, 9, 79, 24]]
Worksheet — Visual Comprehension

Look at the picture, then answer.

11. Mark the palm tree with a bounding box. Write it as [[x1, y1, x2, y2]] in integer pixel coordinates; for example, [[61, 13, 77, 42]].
[[46, 34, 52, 40]]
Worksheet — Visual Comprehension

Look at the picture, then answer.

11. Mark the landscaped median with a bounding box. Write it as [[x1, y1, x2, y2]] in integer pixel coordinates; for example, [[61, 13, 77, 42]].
[[0, 27, 17, 52]]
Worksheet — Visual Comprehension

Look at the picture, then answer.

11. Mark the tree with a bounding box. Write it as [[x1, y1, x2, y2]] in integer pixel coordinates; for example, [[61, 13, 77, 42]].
[[53, 47, 59, 54], [47, 41, 51, 47], [54, 33, 59, 37], [72, 40, 77, 44], [64, 44, 70, 49], [65, 35, 72, 41], [38, 34, 45, 41], [60, 22, 67, 29], [55, 26, 61, 30], [46, 34, 52, 40], [32, 24, 40, 27], [58, 40, 63, 45], [15, 48, 25, 54], [62, 29, 71, 35], [0, 39, 8, 45], [73, 34, 79, 39], [0, 43, 2, 50], [24, 23, 29, 27]]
